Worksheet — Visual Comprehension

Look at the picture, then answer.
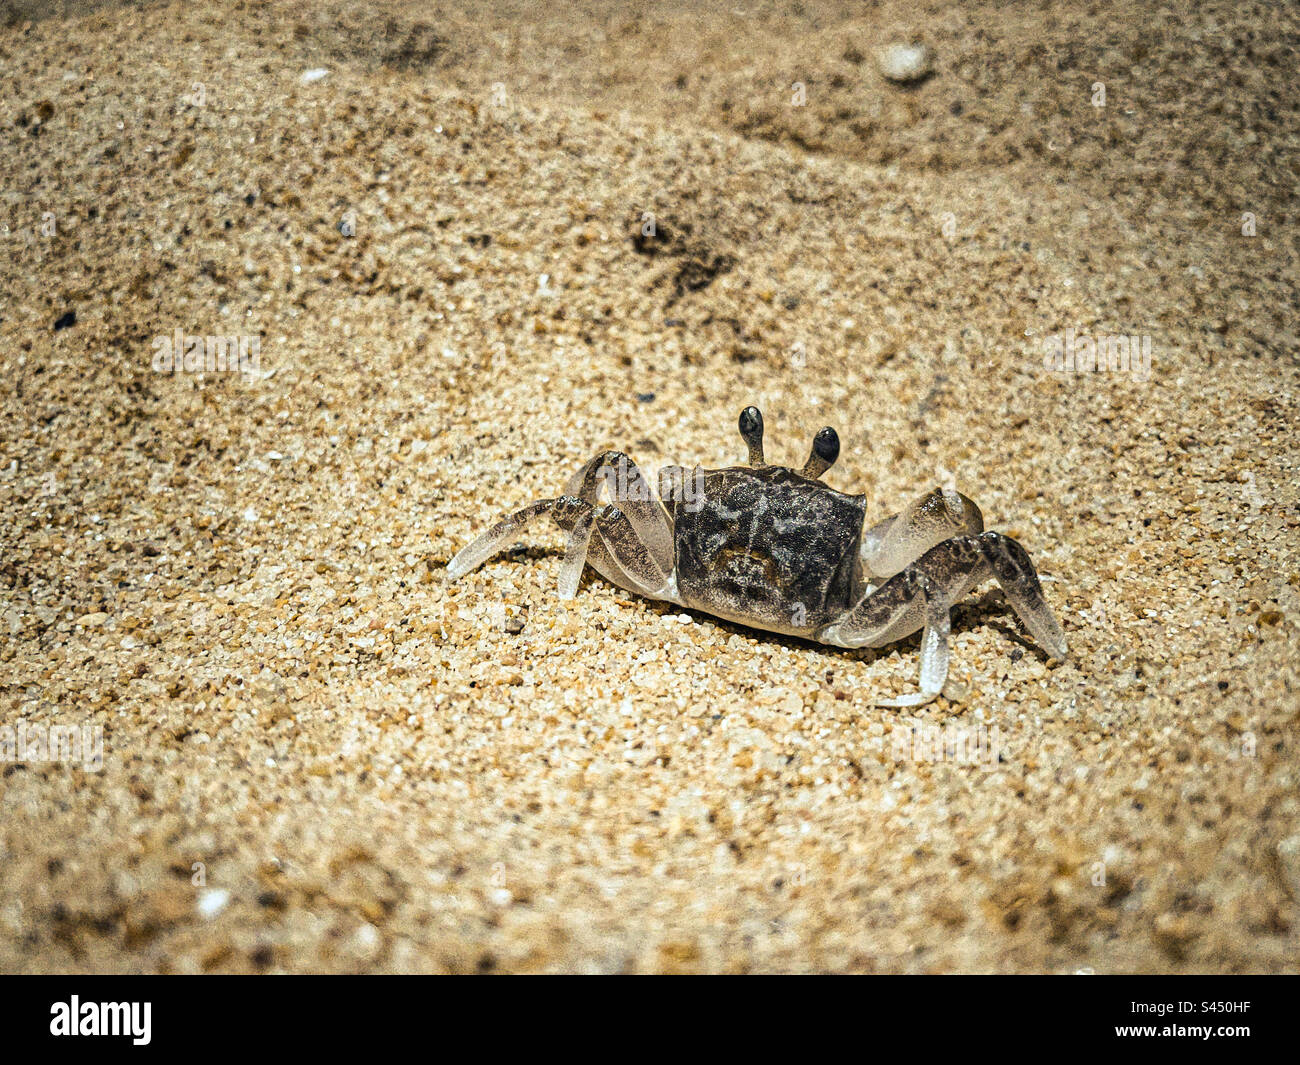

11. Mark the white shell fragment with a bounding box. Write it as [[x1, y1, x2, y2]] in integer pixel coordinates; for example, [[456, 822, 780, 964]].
[[196, 889, 231, 920], [877, 42, 933, 84]]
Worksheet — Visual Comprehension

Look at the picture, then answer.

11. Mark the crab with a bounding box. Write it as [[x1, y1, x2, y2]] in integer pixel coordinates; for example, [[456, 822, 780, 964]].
[[445, 407, 1068, 706]]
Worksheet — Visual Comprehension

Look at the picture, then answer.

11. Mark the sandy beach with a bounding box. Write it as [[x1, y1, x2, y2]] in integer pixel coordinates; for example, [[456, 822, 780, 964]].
[[1, 0, 1297, 972]]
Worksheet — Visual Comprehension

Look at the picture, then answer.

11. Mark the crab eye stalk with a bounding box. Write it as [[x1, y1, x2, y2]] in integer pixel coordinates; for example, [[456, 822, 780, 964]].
[[738, 406, 765, 466], [801, 426, 840, 479]]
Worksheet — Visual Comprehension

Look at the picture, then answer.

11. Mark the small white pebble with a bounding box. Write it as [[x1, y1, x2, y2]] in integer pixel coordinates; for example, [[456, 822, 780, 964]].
[[352, 923, 381, 954], [300, 68, 330, 84], [877, 42, 933, 83], [197, 888, 230, 920]]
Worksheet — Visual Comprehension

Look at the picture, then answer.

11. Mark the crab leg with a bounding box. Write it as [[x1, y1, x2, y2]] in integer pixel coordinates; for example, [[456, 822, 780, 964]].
[[557, 506, 596, 599], [589, 503, 675, 597], [564, 450, 675, 574], [444, 496, 588, 583], [820, 568, 952, 707], [444, 489, 673, 600], [821, 532, 1067, 706], [861, 487, 986, 580]]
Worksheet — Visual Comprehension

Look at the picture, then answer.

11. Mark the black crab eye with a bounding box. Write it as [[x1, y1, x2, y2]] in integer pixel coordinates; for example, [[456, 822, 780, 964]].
[[813, 426, 839, 465], [739, 406, 766, 465]]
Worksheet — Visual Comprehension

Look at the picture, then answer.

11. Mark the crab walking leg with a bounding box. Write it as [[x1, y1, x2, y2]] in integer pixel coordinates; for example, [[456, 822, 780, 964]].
[[919, 532, 1068, 661], [819, 569, 953, 706], [444, 491, 670, 600], [445, 496, 588, 582], [861, 487, 985, 580], [557, 506, 596, 599], [552, 502, 672, 599], [589, 503, 675, 597], [564, 451, 675, 574], [823, 531, 1068, 706]]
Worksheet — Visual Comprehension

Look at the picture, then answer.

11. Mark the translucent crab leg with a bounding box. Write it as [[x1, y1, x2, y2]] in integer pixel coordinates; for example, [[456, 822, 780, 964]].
[[591, 503, 674, 597], [861, 487, 985, 580], [822, 531, 1067, 707], [564, 451, 674, 574], [820, 567, 952, 706], [557, 506, 596, 599], [445, 496, 586, 582], [886, 594, 951, 708]]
